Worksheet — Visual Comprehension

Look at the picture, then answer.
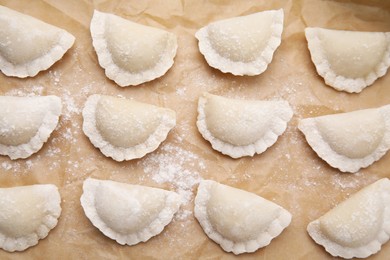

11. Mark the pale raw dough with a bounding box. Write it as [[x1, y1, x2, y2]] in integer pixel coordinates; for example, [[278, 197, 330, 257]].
[[0, 95, 62, 160], [305, 27, 390, 93], [298, 105, 390, 173], [307, 178, 390, 259], [0, 5, 75, 78], [82, 94, 176, 161], [80, 178, 182, 246], [197, 93, 293, 158], [195, 9, 284, 76], [0, 184, 61, 252], [194, 180, 291, 255], [90, 10, 178, 86]]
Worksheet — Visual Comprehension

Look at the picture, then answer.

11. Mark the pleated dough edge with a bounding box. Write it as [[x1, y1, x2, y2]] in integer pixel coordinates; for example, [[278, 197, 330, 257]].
[[305, 28, 390, 93], [0, 184, 62, 252], [194, 180, 292, 255], [298, 105, 390, 173], [0, 95, 62, 160], [307, 178, 390, 259], [0, 6, 75, 78], [80, 178, 182, 246], [82, 94, 176, 161], [196, 94, 293, 158], [195, 9, 284, 76], [90, 10, 178, 87]]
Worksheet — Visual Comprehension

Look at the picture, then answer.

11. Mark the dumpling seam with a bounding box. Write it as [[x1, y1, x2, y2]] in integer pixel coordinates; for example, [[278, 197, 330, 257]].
[[0, 96, 62, 160], [80, 179, 181, 246], [90, 10, 177, 86], [195, 9, 283, 76], [298, 105, 390, 173], [196, 96, 293, 158], [306, 28, 390, 93], [194, 180, 292, 255], [307, 179, 390, 258], [82, 95, 176, 161], [0, 25, 75, 78]]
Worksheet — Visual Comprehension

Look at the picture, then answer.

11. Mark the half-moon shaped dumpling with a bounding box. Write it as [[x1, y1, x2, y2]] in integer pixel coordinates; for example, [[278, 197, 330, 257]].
[[0, 184, 61, 252], [305, 27, 390, 93], [80, 178, 181, 245], [194, 180, 291, 255], [197, 93, 293, 158], [0, 95, 62, 160], [298, 105, 390, 173], [307, 178, 390, 259], [82, 94, 176, 161], [90, 10, 178, 86], [195, 9, 284, 76], [0, 5, 75, 78]]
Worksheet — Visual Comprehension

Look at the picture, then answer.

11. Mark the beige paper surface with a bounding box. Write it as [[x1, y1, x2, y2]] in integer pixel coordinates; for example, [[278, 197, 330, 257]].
[[0, 0, 389, 259]]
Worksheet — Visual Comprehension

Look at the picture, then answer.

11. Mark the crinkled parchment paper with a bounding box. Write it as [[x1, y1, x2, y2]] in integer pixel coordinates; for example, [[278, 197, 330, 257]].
[[0, 0, 390, 259]]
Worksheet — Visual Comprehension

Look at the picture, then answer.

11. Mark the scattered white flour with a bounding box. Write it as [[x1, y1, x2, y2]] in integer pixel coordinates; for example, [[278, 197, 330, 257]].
[[331, 171, 378, 191], [139, 139, 204, 220], [51, 88, 82, 146], [5, 85, 44, 97], [1, 82, 84, 173], [61, 89, 80, 121], [175, 209, 192, 221], [46, 146, 61, 157], [49, 160, 60, 171], [176, 87, 186, 96], [25, 160, 33, 169], [1, 162, 12, 171], [49, 70, 60, 86]]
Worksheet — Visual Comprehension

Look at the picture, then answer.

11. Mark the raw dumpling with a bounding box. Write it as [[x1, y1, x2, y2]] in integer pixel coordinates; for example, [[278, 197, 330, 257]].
[[0, 184, 61, 252], [194, 180, 291, 255], [298, 105, 390, 173], [197, 93, 293, 158], [0, 5, 75, 78], [90, 10, 178, 86], [82, 94, 176, 161], [305, 27, 390, 93], [307, 178, 390, 259], [195, 9, 284, 76], [80, 178, 181, 245], [0, 95, 62, 160]]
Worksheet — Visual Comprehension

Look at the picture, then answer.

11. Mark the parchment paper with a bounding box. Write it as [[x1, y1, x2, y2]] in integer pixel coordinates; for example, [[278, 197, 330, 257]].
[[0, 0, 389, 259]]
